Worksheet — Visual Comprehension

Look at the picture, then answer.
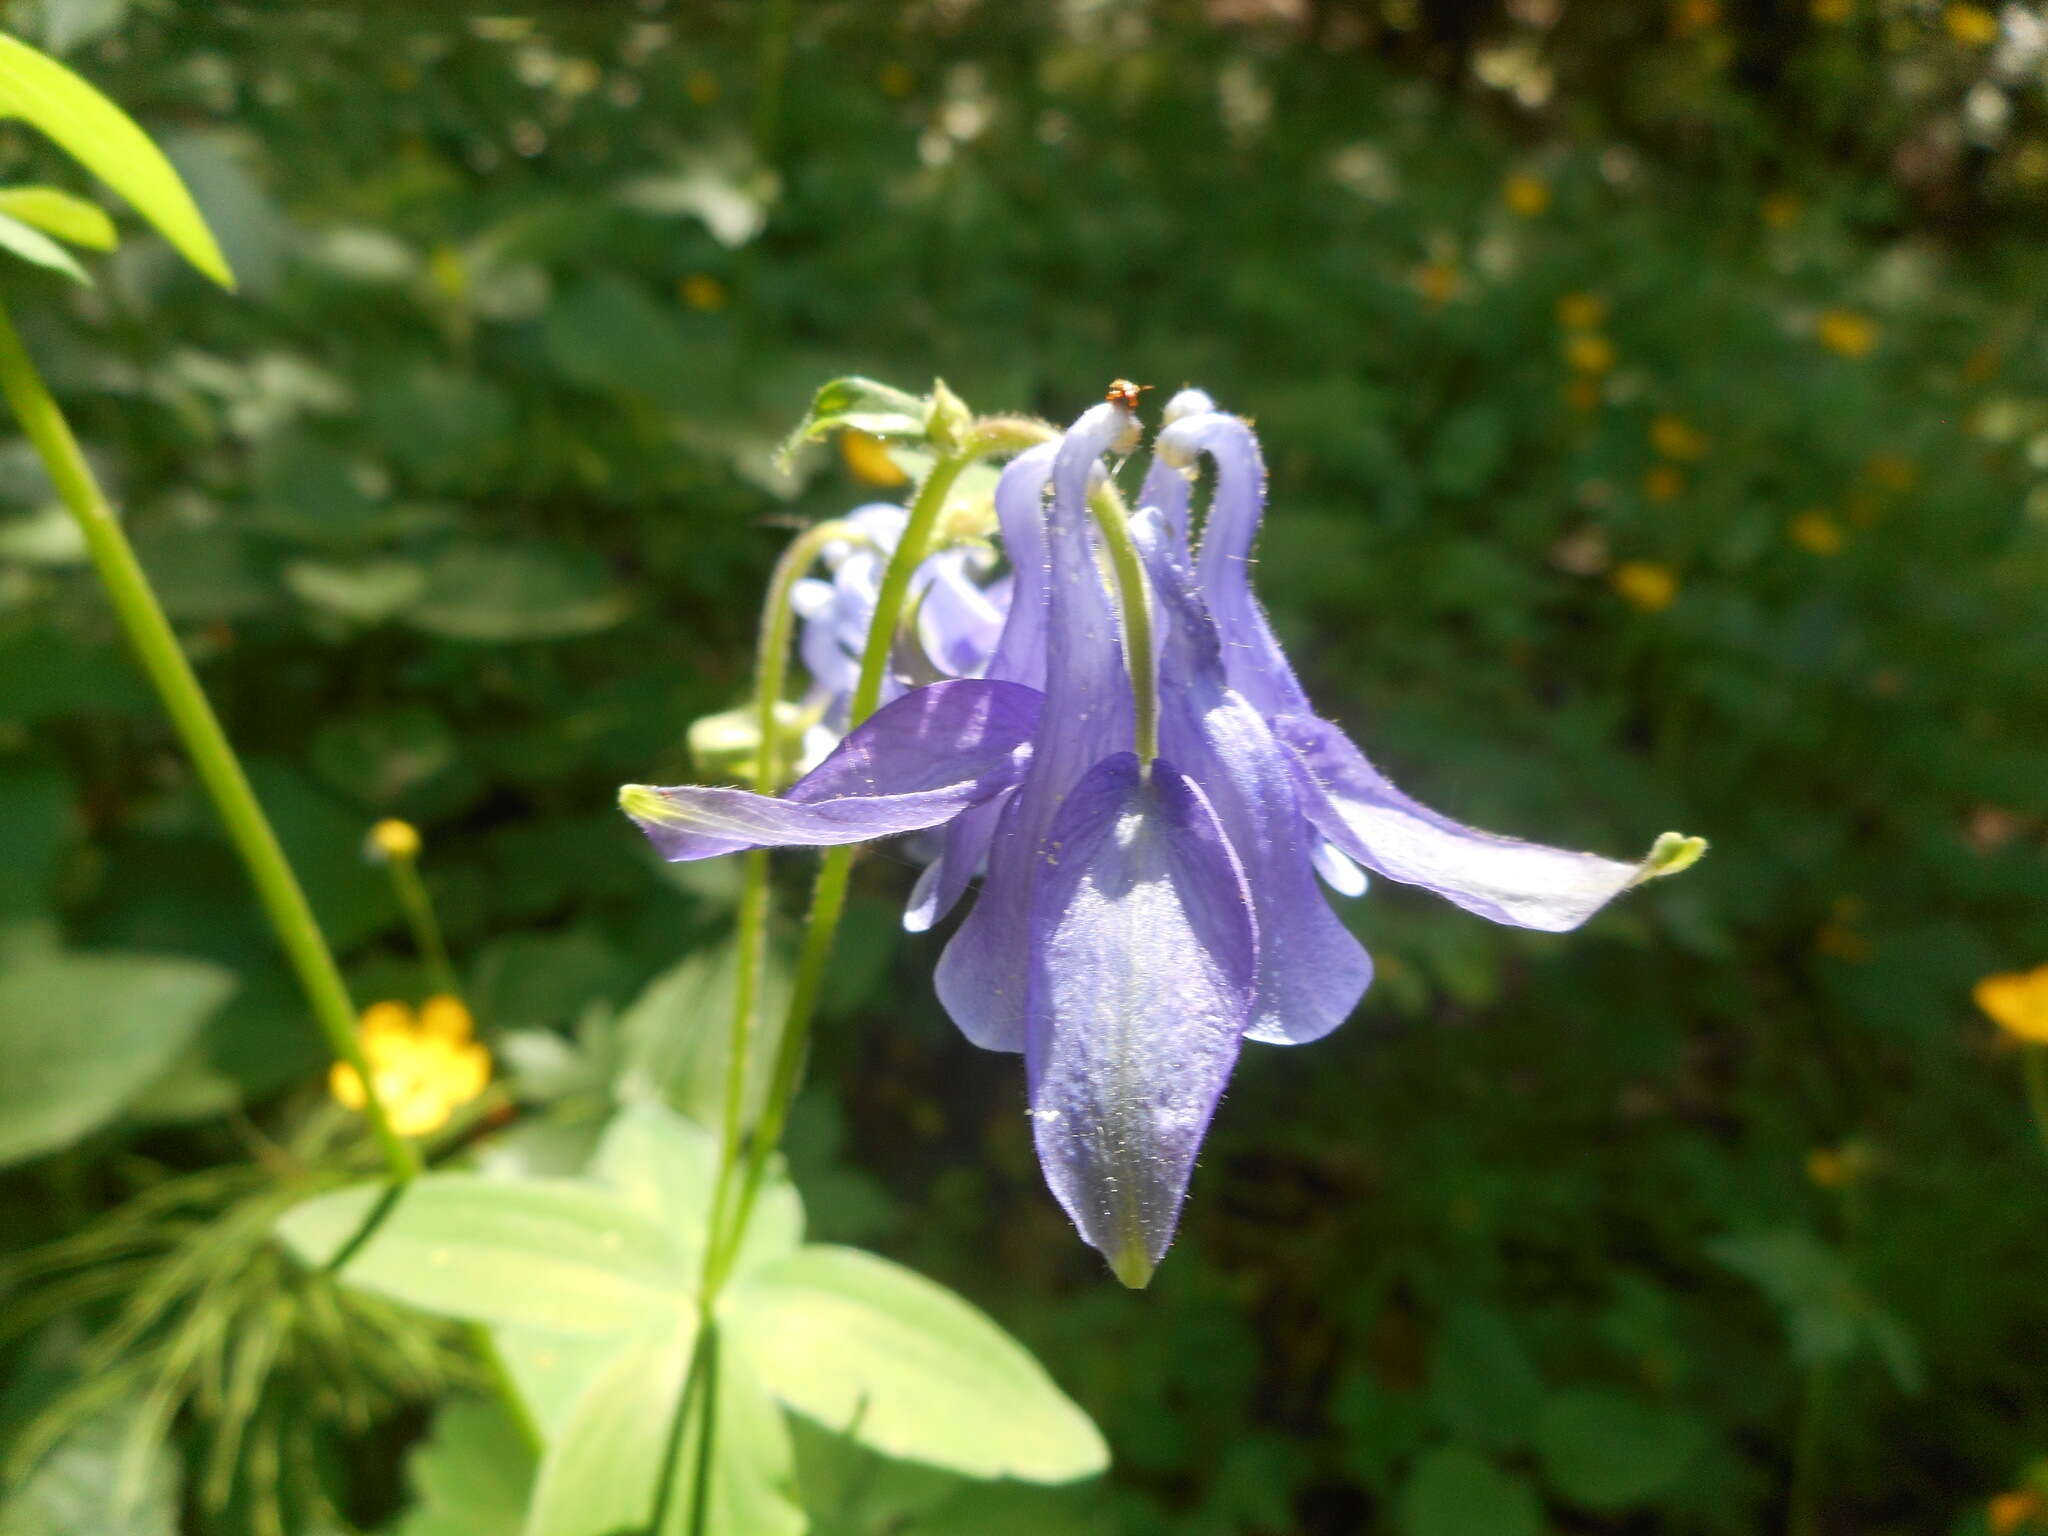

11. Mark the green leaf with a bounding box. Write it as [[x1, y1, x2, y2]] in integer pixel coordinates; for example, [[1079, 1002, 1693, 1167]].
[[0, 939, 233, 1166], [274, 1175, 686, 1334], [489, 1328, 624, 1443], [283, 558, 426, 625], [591, 1100, 804, 1279], [0, 208, 89, 284], [728, 1245, 1107, 1483], [390, 1396, 534, 1536], [405, 542, 630, 643], [1709, 1227, 1923, 1392], [614, 934, 792, 1133], [776, 375, 927, 464], [0, 1390, 180, 1536], [0, 186, 114, 248], [1398, 1447, 1545, 1536], [524, 1320, 803, 1536], [1426, 1306, 1543, 1451], [0, 32, 233, 287], [1532, 1388, 1706, 1511]]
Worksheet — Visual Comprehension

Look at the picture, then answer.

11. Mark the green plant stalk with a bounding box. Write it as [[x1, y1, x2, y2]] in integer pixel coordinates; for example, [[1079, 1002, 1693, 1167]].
[[0, 299, 420, 1185], [699, 518, 852, 1304], [384, 852, 460, 1001], [1086, 481, 1158, 763], [2022, 1047, 2048, 1164], [1785, 1360, 1832, 1536], [702, 417, 1054, 1296]]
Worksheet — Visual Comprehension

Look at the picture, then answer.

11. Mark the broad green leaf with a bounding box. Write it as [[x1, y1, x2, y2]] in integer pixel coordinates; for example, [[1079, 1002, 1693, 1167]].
[[614, 934, 791, 1133], [0, 208, 89, 283], [776, 375, 927, 464], [405, 542, 630, 642], [391, 1396, 535, 1536], [1426, 1306, 1543, 1451], [275, 1175, 685, 1334], [284, 558, 425, 624], [1532, 1388, 1706, 1511], [524, 1319, 803, 1536], [728, 1245, 1107, 1483], [0, 941, 233, 1165], [0, 32, 232, 286], [591, 1101, 804, 1278], [0, 1390, 179, 1536], [1398, 1447, 1545, 1536], [1709, 1227, 1923, 1392], [0, 186, 114, 248], [490, 1328, 625, 1443]]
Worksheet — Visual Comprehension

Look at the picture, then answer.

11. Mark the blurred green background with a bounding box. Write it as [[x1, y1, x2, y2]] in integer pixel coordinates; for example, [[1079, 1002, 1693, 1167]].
[[3, 1, 2048, 1532]]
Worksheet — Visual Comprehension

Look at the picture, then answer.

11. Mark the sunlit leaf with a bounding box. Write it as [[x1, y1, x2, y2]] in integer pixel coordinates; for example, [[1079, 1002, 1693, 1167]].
[[0, 32, 232, 286], [0, 936, 233, 1166], [0, 208, 89, 284], [391, 1396, 534, 1536], [275, 1175, 686, 1335], [728, 1246, 1107, 1483], [0, 186, 114, 248]]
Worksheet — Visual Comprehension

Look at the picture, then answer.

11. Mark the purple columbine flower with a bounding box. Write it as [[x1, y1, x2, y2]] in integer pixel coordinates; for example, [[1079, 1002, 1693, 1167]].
[[789, 502, 1010, 771], [623, 393, 1700, 1285]]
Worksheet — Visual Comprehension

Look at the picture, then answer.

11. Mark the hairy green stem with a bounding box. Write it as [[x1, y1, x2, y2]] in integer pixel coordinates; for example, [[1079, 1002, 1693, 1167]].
[[700, 519, 851, 1304], [385, 853, 460, 1001], [0, 300, 418, 1184], [702, 418, 1053, 1296]]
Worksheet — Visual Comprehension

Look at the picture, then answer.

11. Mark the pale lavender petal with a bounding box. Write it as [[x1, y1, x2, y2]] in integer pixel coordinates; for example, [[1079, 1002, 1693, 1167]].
[[903, 787, 1010, 935], [937, 411, 1134, 1052], [1157, 411, 1312, 720], [1136, 508, 1371, 1046], [916, 550, 1006, 677], [1136, 455, 1192, 544], [623, 680, 1040, 862], [1272, 712, 1649, 932], [1026, 753, 1256, 1288], [982, 442, 1058, 687]]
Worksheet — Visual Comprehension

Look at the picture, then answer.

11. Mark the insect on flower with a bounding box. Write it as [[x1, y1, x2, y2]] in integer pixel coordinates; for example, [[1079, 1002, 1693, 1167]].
[[1104, 378, 1152, 413]]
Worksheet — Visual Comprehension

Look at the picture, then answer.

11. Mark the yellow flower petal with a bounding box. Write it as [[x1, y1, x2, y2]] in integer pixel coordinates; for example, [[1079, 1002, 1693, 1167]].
[[839, 429, 910, 487], [367, 819, 421, 861], [1976, 967, 2048, 1044], [418, 994, 475, 1043], [1612, 560, 1679, 613]]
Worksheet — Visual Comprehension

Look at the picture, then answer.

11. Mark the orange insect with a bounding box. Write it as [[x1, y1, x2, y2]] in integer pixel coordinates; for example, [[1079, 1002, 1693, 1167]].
[[1105, 379, 1153, 412]]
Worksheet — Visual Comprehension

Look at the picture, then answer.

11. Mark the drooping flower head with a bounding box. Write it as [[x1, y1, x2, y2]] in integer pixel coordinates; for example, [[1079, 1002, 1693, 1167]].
[[624, 389, 1704, 1285]]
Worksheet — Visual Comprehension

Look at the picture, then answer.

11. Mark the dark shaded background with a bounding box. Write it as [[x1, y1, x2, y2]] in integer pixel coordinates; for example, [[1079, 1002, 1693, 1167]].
[[3, 1, 2048, 1531]]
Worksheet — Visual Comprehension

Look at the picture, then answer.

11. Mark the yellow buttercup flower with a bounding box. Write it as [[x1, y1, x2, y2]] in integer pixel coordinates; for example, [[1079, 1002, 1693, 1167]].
[[684, 69, 720, 106], [1789, 510, 1845, 555], [1991, 1488, 2047, 1535], [1762, 191, 1802, 229], [1650, 414, 1710, 462], [680, 273, 727, 312], [1671, 0, 1720, 36], [1816, 309, 1879, 359], [1944, 3, 2000, 45], [1976, 966, 2048, 1045], [840, 429, 910, 487], [1565, 333, 1617, 375], [329, 995, 490, 1137], [1564, 377, 1604, 414], [877, 62, 914, 99], [1503, 174, 1551, 217], [1412, 259, 1463, 306], [1612, 560, 1678, 613], [1556, 291, 1607, 332], [1643, 465, 1685, 504], [1805, 1140, 1872, 1189], [366, 819, 421, 863], [1810, 0, 1852, 22]]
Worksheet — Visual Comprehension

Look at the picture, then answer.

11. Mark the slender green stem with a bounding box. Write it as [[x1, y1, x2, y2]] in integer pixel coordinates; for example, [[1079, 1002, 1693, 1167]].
[[702, 419, 1053, 1295], [700, 520, 850, 1303], [1785, 1361, 1832, 1536], [2021, 1047, 2048, 1164], [1086, 482, 1158, 763], [385, 853, 460, 1001], [0, 300, 418, 1184]]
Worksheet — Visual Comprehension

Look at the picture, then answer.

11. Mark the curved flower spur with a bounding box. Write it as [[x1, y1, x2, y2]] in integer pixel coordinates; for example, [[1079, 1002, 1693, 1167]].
[[622, 389, 1704, 1286]]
